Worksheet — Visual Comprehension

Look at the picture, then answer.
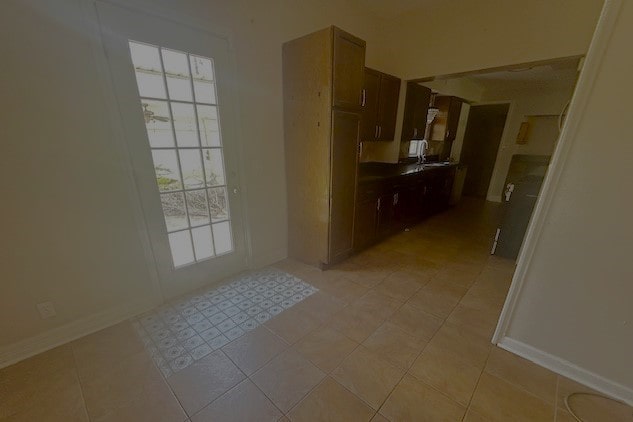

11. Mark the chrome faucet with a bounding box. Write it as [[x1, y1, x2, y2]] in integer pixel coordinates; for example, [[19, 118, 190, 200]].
[[418, 140, 429, 164]]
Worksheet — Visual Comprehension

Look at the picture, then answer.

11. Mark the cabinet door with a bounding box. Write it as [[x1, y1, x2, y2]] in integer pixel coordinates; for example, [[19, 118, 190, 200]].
[[445, 97, 462, 141], [332, 28, 366, 110], [360, 68, 380, 142], [377, 75, 401, 141], [329, 109, 360, 263], [401, 82, 431, 141], [376, 192, 395, 237], [354, 198, 378, 251]]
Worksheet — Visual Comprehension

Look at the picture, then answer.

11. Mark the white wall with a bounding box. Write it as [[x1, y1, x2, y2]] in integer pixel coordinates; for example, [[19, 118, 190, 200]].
[[500, 0, 633, 402], [482, 85, 575, 201], [0, 0, 382, 360]]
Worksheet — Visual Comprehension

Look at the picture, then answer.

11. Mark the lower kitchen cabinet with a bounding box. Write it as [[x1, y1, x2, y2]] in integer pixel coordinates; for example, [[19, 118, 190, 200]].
[[353, 166, 457, 252]]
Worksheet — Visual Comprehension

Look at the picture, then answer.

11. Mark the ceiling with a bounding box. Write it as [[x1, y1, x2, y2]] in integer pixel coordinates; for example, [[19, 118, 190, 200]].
[[349, 0, 442, 20], [463, 57, 581, 91]]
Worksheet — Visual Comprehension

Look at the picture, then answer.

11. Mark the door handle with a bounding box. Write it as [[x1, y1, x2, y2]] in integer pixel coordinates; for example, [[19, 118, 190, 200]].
[[505, 183, 515, 201]]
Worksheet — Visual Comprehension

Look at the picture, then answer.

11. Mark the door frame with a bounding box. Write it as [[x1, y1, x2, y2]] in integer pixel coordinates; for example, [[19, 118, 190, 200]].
[[492, 0, 621, 343], [458, 100, 514, 200], [82, 0, 253, 303]]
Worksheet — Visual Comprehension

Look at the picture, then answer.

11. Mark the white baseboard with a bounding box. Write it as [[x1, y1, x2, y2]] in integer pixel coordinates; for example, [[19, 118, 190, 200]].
[[249, 247, 287, 269], [0, 297, 157, 370], [497, 336, 633, 406]]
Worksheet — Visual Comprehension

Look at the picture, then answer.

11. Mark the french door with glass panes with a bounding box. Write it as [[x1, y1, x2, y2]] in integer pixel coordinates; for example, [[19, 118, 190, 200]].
[[96, 2, 248, 298]]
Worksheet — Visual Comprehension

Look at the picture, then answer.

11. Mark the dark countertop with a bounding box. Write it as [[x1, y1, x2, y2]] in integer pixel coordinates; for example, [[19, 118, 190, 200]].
[[358, 161, 458, 184]]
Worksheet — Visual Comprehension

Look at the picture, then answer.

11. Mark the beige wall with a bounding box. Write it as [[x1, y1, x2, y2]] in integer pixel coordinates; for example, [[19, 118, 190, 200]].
[[482, 85, 575, 201], [362, 0, 602, 163], [0, 0, 606, 365], [0, 0, 382, 354], [503, 0, 633, 397]]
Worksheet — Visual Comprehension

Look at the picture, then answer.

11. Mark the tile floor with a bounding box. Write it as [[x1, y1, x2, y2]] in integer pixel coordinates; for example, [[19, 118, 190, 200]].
[[1, 198, 631, 421]]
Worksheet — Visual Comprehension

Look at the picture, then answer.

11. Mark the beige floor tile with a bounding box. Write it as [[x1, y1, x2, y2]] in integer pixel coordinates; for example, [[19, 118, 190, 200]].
[[380, 374, 466, 421], [407, 279, 467, 319], [388, 303, 443, 341], [251, 348, 325, 413], [265, 307, 320, 345], [294, 326, 359, 373], [0, 345, 78, 419], [289, 377, 375, 421], [191, 379, 282, 422], [446, 303, 499, 340], [352, 290, 403, 321], [343, 267, 393, 289], [425, 322, 491, 369], [463, 409, 491, 421], [327, 305, 384, 343], [562, 392, 633, 422], [2, 369, 88, 422], [371, 413, 390, 422], [292, 291, 346, 323], [319, 276, 369, 303], [470, 372, 554, 422], [555, 409, 577, 422], [71, 322, 145, 380], [167, 350, 245, 416], [331, 346, 404, 410], [82, 352, 186, 421], [221, 326, 287, 375], [373, 270, 426, 302], [362, 321, 427, 370], [485, 347, 557, 404], [409, 345, 482, 406]]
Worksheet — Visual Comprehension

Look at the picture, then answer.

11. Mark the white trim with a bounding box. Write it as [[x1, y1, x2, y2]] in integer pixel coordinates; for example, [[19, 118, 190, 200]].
[[0, 297, 156, 370], [492, 0, 623, 344], [497, 337, 633, 406]]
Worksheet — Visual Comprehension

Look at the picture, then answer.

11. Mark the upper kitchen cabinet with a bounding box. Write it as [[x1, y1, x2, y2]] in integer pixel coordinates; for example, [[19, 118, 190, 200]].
[[360, 68, 401, 142], [283, 26, 364, 267], [401, 82, 432, 141], [430, 95, 463, 141], [332, 28, 366, 110]]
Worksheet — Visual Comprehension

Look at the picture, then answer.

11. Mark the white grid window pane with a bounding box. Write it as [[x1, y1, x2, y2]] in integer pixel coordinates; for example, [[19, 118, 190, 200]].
[[208, 187, 229, 222], [202, 149, 225, 186], [161, 192, 187, 231], [142, 100, 174, 147], [168, 230, 195, 267], [186, 190, 210, 226], [171, 103, 199, 147], [130, 43, 166, 98], [212, 221, 233, 255], [152, 150, 182, 192], [192, 225, 215, 260], [197, 105, 221, 147], [129, 40, 234, 268], [193, 81, 216, 104]]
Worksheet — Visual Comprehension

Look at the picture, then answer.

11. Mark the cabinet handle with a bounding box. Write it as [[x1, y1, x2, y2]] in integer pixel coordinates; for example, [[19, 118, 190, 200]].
[[446, 129, 450, 139], [361, 89, 366, 107], [377, 198, 381, 210], [413, 128, 418, 138], [375, 125, 379, 139], [393, 193, 398, 206], [378, 125, 382, 139]]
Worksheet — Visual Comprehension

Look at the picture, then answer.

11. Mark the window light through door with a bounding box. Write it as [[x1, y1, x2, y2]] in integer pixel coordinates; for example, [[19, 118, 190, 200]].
[[128, 40, 233, 268]]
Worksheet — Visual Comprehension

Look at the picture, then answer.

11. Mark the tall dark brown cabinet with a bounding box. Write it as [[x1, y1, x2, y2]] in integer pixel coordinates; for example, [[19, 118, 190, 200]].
[[283, 26, 365, 267], [401, 82, 432, 141], [360, 68, 401, 142]]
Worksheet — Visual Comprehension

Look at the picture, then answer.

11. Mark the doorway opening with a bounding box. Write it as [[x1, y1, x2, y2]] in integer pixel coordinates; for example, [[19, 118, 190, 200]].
[[404, 55, 581, 261]]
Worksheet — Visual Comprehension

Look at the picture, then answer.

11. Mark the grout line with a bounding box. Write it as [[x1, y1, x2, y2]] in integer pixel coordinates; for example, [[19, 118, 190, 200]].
[[68, 344, 93, 422]]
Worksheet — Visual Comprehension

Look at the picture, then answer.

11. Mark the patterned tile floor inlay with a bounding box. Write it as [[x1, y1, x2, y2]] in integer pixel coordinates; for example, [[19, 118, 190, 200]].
[[131, 268, 318, 377]]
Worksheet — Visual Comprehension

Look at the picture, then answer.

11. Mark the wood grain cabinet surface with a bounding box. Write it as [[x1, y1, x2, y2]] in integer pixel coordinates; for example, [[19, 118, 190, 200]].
[[360, 68, 401, 142], [283, 26, 365, 267]]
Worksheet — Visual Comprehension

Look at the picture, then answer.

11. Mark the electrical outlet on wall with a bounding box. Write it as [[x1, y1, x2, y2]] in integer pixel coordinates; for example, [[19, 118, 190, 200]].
[[37, 301, 57, 319]]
